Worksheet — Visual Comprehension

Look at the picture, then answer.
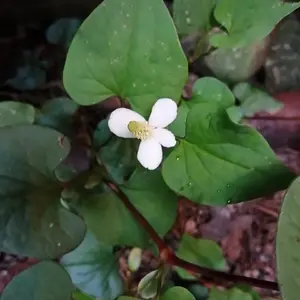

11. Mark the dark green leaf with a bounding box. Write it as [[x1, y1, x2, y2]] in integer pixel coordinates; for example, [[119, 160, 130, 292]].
[[61, 231, 123, 299], [63, 0, 188, 116], [0, 101, 35, 127], [210, 0, 300, 48], [162, 103, 295, 205], [1, 261, 74, 300], [168, 101, 190, 138], [0, 125, 85, 258], [276, 176, 300, 300], [173, 0, 216, 36], [162, 286, 196, 300], [93, 119, 112, 148], [208, 286, 252, 300], [46, 18, 82, 48], [117, 297, 138, 300], [188, 284, 209, 300], [176, 234, 226, 279], [83, 169, 177, 247], [233, 83, 283, 117], [97, 137, 137, 184], [36, 97, 78, 137]]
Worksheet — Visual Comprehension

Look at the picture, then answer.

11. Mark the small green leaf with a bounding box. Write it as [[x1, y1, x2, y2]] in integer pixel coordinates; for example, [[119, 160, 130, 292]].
[[97, 137, 138, 184], [117, 297, 138, 300], [176, 234, 226, 279], [208, 286, 253, 300], [36, 97, 78, 137], [83, 169, 178, 248], [1, 261, 74, 300], [210, 0, 300, 48], [93, 119, 112, 148], [128, 247, 142, 272], [233, 82, 283, 117], [162, 287, 196, 300], [72, 290, 97, 300], [138, 270, 160, 299], [188, 284, 209, 300], [169, 77, 234, 138], [61, 231, 123, 299], [234, 284, 260, 300], [0, 125, 85, 258], [276, 177, 300, 300], [162, 102, 295, 205], [173, 0, 216, 36], [192, 77, 234, 108], [0, 101, 35, 127], [63, 0, 187, 116], [46, 18, 81, 48]]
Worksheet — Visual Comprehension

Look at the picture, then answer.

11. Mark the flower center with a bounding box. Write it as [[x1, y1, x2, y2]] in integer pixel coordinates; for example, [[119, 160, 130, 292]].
[[128, 121, 152, 140]]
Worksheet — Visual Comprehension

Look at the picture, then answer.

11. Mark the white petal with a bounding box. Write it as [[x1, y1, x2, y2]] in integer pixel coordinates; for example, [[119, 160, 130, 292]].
[[153, 128, 176, 148], [148, 98, 177, 128], [108, 108, 146, 138], [137, 138, 163, 170]]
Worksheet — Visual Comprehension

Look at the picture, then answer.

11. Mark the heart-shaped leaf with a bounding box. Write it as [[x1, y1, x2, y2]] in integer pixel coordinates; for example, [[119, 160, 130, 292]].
[[0, 101, 35, 127], [162, 102, 294, 205], [83, 168, 177, 247], [61, 231, 123, 299], [276, 177, 300, 300], [0, 125, 85, 258], [176, 234, 226, 279], [210, 0, 300, 48], [1, 261, 74, 300], [63, 0, 188, 116]]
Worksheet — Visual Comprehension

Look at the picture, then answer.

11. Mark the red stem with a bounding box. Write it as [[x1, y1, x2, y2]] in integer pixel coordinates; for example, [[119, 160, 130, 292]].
[[107, 181, 279, 291]]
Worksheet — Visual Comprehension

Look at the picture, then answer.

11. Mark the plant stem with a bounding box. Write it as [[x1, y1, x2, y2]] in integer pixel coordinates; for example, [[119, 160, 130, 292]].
[[108, 182, 279, 291]]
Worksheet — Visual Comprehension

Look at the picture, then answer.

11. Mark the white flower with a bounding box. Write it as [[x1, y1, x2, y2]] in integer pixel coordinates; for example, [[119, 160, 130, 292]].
[[108, 98, 177, 170]]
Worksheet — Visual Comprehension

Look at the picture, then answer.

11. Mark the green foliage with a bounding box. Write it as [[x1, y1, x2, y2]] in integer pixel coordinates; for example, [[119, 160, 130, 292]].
[[46, 18, 82, 48], [176, 234, 226, 279], [93, 119, 112, 148], [208, 286, 255, 300], [163, 78, 294, 205], [63, 0, 188, 116], [232, 82, 283, 119], [210, 0, 300, 48], [128, 247, 142, 272], [0, 125, 85, 258], [162, 286, 196, 300], [61, 231, 123, 299], [173, 0, 216, 36], [276, 177, 300, 300], [72, 290, 97, 300], [138, 270, 160, 299], [36, 97, 78, 137], [0, 101, 35, 127], [82, 169, 177, 248], [1, 261, 74, 300]]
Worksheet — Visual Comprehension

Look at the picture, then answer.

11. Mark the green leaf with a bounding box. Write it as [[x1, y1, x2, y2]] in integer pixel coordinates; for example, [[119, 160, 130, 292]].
[[232, 82, 283, 117], [173, 0, 216, 36], [0, 101, 35, 127], [208, 286, 253, 300], [117, 297, 138, 300], [162, 287, 196, 300], [0, 125, 85, 258], [137, 270, 160, 299], [169, 77, 234, 138], [210, 0, 300, 48], [97, 137, 138, 184], [83, 168, 178, 248], [176, 234, 226, 279], [162, 102, 295, 205], [63, 0, 188, 116], [276, 177, 300, 300], [188, 284, 209, 300], [46, 18, 82, 48], [72, 290, 97, 300], [1, 261, 74, 300], [93, 119, 112, 148], [61, 231, 123, 299], [36, 97, 78, 137]]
